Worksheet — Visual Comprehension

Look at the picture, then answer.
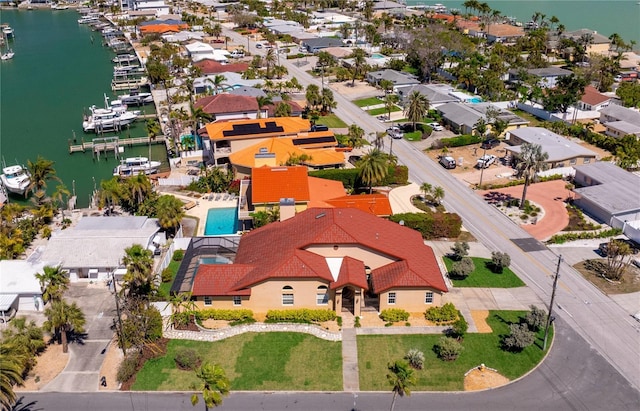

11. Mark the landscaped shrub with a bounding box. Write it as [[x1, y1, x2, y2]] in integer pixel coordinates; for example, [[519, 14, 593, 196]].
[[525, 305, 547, 331], [404, 349, 425, 370], [336, 316, 342, 327], [117, 351, 141, 383], [161, 267, 173, 283], [196, 309, 254, 322], [354, 316, 361, 328], [266, 309, 337, 323], [309, 168, 360, 190], [389, 212, 462, 239], [547, 228, 622, 244], [172, 250, 184, 261], [381, 165, 409, 186], [379, 308, 410, 323], [502, 323, 535, 351], [439, 134, 482, 147], [174, 347, 201, 370], [450, 257, 475, 278], [424, 303, 459, 324], [450, 312, 468, 339], [450, 241, 469, 261], [435, 336, 463, 361], [490, 251, 511, 273]]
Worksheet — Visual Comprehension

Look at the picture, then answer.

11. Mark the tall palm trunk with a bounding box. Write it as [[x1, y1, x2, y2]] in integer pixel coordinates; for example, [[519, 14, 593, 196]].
[[61, 324, 69, 353], [390, 391, 398, 411], [520, 174, 530, 209]]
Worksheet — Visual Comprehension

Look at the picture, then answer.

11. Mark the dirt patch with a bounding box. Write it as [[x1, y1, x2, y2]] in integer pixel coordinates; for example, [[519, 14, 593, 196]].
[[319, 320, 342, 333], [464, 367, 510, 391], [359, 312, 436, 328], [15, 340, 68, 392], [329, 80, 380, 100], [574, 260, 640, 294], [99, 337, 124, 391], [470, 310, 492, 333], [201, 319, 231, 329]]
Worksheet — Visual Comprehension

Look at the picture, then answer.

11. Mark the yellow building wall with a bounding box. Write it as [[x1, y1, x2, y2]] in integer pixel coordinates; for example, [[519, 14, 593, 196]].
[[378, 288, 443, 313], [305, 244, 397, 269], [253, 202, 307, 213]]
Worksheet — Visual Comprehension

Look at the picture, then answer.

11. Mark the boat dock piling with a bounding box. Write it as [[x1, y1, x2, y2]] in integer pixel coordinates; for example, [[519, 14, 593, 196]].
[[68, 136, 167, 159]]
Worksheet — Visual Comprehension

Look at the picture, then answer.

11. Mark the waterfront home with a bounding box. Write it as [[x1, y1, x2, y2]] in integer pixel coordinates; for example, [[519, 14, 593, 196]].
[[561, 29, 611, 56], [230, 139, 344, 178], [193, 59, 250, 75], [194, 94, 261, 121], [138, 19, 188, 35], [456, 20, 525, 44], [264, 99, 304, 117], [179, 207, 447, 316], [131, 0, 171, 16], [366, 69, 420, 90], [437, 102, 529, 136], [39, 216, 161, 282], [193, 72, 261, 94], [504, 127, 598, 169], [508, 67, 573, 89], [161, 30, 205, 43], [300, 38, 345, 53], [185, 41, 229, 63], [396, 84, 459, 108], [599, 105, 640, 138]]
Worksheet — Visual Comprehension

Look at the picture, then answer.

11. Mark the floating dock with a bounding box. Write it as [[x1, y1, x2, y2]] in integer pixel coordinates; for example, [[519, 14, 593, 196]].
[[69, 136, 166, 159]]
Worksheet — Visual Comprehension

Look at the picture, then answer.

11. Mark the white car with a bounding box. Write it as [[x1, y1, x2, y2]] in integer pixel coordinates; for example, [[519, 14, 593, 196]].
[[429, 122, 444, 131], [476, 154, 497, 169], [387, 126, 403, 139]]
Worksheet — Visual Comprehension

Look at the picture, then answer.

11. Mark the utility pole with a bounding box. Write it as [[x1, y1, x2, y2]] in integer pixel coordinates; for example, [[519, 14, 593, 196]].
[[543, 254, 562, 351], [111, 270, 127, 356], [478, 146, 487, 188]]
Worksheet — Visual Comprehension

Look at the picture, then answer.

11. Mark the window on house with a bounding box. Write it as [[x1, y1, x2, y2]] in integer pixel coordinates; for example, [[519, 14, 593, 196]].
[[388, 292, 396, 305], [317, 285, 328, 305], [282, 285, 294, 305], [233, 296, 242, 306], [204, 296, 212, 306], [570, 158, 577, 165], [584, 158, 590, 164], [425, 292, 434, 304]]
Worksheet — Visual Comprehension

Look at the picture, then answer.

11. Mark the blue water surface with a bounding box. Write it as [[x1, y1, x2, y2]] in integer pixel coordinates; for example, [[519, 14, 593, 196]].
[[204, 207, 238, 236]]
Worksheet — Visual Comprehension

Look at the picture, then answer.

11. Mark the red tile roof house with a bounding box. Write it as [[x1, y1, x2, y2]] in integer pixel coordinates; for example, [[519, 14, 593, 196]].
[[194, 94, 262, 121], [193, 59, 249, 75], [185, 208, 448, 317]]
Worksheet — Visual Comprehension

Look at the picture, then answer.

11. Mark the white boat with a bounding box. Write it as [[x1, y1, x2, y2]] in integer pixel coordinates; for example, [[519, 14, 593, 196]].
[[0, 165, 31, 196], [2, 26, 14, 38], [82, 94, 140, 132], [78, 16, 99, 24], [1, 50, 14, 61], [112, 53, 138, 64], [118, 90, 153, 105], [113, 157, 161, 177], [51, 3, 69, 10]]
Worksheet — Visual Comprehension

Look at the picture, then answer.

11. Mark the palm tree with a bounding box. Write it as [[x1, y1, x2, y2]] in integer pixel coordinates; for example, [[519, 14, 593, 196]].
[[387, 359, 415, 411], [351, 48, 367, 86], [347, 124, 365, 148], [191, 362, 230, 410], [122, 244, 155, 297], [51, 184, 71, 218], [274, 102, 292, 117], [166, 292, 197, 328], [2, 317, 46, 372], [432, 186, 445, 206], [379, 79, 394, 95], [189, 105, 215, 132], [0, 343, 25, 411], [474, 118, 488, 137], [384, 94, 399, 122], [35, 265, 69, 304], [100, 177, 122, 212], [126, 174, 153, 206], [403, 91, 429, 132], [515, 143, 549, 209], [156, 194, 185, 234], [264, 48, 277, 79], [358, 149, 388, 194], [255, 95, 273, 119], [26, 156, 61, 198], [321, 87, 337, 114], [205, 74, 227, 95], [43, 299, 86, 353], [420, 182, 432, 200], [305, 84, 322, 110]]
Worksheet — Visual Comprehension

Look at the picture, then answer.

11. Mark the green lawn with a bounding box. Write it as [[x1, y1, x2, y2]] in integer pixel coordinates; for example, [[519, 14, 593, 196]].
[[132, 333, 343, 391], [404, 131, 422, 141], [358, 310, 552, 391], [353, 97, 384, 107], [318, 113, 348, 128], [158, 260, 181, 298], [367, 106, 402, 116], [511, 109, 544, 126], [443, 256, 526, 288]]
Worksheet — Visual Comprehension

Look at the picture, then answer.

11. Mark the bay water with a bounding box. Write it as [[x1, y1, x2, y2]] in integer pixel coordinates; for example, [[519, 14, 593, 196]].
[[0, 9, 166, 207]]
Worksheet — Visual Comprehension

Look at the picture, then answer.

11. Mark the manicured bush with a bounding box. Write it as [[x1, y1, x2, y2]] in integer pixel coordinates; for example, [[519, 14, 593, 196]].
[[503, 323, 535, 351], [174, 347, 201, 370], [490, 251, 511, 273], [354, 316, 361, 328], [161, 267, 173, 283], [389, 212, 462, 239], [435, 336, 463, 361], [172, 250, 184, 261], [117, 351, 141, 383], [309, 168, 360, 189], [439, 134, 482, 147], [450, 313, 468, 339], [266, 309, 337, 323], [381, 165, 409, 186], [525, 305, 547, 331], [379, 308, 410, 323], [196, 309, 254, 322], [450, 257, 474, 278], [336, 316, 342, 327], [450, 241, 469, 261], [546, 228, 622, 244], [424, 303, 459, 324], [404, 348, 425, 370]]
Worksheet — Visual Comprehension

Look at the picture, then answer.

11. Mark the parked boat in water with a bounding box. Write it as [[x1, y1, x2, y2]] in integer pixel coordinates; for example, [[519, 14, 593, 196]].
[[1, 49, 14, 61], [1, 25, 14, 38], [0, 164, 31, 196], [118, 90, 153, 105], [113, 157, 161, 177], [82, 94, 140, 132], [112, 53, 138, 64]]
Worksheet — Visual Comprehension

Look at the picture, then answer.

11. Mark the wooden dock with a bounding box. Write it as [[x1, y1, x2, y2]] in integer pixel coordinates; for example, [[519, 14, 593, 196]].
[[111, 77, 148, 91], [69, 135, 166, 157]]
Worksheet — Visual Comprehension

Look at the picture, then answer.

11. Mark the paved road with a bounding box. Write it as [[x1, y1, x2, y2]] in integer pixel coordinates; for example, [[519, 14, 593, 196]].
[[17, 316, 639, 410]]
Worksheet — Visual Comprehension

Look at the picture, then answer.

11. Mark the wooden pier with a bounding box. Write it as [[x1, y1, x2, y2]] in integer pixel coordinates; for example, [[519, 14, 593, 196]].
[[68, 135, 167, 159], [111, 77, 149, 91]]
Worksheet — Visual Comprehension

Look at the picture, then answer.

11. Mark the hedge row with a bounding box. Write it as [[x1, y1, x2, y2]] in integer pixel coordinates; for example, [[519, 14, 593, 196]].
[[389, 212, 462, 239], [424, 303, 459, 324], [380, 308, 410, 323], [266, 309, 337, 323], [546, 228, 622, 244], [309, 165, 409, 189], [479, 174, 563, 190], [195, 309, 254, 321], [439, 134, 482, 147]]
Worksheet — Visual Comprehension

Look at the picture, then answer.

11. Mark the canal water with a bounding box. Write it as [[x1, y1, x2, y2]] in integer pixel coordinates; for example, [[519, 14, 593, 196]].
[[0, 9, 167, 207]]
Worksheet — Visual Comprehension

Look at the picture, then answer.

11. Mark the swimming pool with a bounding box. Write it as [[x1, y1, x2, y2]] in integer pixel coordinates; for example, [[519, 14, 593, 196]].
[[204, 207, 238, 236], [370, 53, 385, 59], [469, 97, 483, 104]]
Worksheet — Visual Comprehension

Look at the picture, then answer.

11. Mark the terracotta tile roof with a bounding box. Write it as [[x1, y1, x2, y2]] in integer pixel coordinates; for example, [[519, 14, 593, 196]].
[[193, 59, 249, 74], [204, 117, 312, 141], [139, 24, 187, 34], [265, 101, 304, 117], [222, 208, 446, 294], [325, 194, 392, 216], [229, 138, 344, 169], [251, 166, 311, 204], [485, 24, 525, 37], [581, 85, 611, 106], [194, 94, 258, 115], [307, 177, 346, 208], [192, 264, 253, 296], [330, 257, 368, 290]]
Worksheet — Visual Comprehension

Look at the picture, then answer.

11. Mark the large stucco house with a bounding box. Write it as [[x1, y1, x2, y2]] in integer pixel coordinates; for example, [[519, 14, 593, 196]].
[[176, 208, 447, 316]]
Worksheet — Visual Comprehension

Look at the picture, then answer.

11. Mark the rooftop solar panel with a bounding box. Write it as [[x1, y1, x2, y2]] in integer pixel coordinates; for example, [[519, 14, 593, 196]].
[[292, 136, 336, 146]]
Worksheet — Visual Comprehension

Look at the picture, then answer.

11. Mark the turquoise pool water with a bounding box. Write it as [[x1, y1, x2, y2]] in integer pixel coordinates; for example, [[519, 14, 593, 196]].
[[204, 208, 238, 236], [470, 97, 483, 104], [371, 53, 385, 59]]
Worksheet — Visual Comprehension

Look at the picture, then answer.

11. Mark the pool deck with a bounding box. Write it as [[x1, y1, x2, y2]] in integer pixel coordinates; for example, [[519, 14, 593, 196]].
[[168, 192, 239, 236]]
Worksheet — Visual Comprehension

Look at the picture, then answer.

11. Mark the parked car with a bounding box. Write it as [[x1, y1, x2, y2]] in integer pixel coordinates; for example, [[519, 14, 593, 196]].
[[310, 124, 329, 132], [230, 49, 245, 58], [481, 138, 500, 149], [439, 155, 456, 169], [428, 122, 444, 131], [0, 307, 16, 324], [387, 126, 403, 139], [348, 155, 361, 166], [377, 115, 389, 121], [476, 154, 497, 169], [255, 43, 263, 49]]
